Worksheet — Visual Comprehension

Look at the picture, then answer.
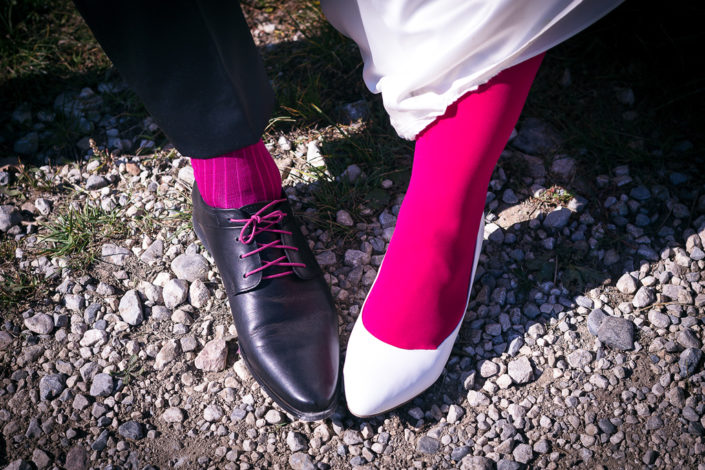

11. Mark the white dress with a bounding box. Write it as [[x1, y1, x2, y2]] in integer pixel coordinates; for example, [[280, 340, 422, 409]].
[[321, 0, 624, 140]]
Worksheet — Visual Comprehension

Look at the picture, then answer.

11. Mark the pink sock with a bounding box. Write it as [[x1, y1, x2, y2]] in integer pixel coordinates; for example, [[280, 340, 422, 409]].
[[362, 54, 544, 349], [191, 140, 282, 209]]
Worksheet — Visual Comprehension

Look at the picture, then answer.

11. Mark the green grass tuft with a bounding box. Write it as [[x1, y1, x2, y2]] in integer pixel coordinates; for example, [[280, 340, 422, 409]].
[[39, 201, 128, 268]]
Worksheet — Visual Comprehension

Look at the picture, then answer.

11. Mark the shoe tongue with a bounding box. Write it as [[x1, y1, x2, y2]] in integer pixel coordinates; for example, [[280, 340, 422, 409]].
[[238, 200, 273, 217]]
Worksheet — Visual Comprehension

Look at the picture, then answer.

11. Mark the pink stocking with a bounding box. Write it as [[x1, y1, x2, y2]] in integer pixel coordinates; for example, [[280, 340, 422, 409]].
[[362, 53, 544, 349]]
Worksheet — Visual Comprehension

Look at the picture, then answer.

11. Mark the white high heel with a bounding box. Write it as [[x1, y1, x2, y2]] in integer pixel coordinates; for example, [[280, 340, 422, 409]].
[[343, 218, 485, 417]]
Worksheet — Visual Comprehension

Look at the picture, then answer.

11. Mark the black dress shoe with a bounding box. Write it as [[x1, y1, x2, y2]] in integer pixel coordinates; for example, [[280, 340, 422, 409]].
[[191, 183, 339, 420]]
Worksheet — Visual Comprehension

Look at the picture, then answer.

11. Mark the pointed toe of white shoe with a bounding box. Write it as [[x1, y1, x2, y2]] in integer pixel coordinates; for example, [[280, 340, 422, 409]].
[[343, 317, 463, 417]]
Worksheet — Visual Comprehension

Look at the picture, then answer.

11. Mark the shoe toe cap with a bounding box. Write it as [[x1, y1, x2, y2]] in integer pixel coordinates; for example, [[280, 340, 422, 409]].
[[246, 332, 340, 419], [343, 318, 460, 417]]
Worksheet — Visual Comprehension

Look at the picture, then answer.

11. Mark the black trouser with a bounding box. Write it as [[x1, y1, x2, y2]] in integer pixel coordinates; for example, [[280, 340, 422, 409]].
[[74, 0, 274, 158]]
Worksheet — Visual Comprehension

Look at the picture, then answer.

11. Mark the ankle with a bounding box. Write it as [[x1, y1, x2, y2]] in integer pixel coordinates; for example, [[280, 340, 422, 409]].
[[191, 139, 282, 209]]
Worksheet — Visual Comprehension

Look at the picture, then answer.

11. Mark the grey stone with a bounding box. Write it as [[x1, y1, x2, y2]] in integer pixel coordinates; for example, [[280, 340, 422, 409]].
[[502, 189, 519, 204], [344, 249, 369, 267], [264, 409, 283, 425], [161, 407, 185, 423], [679, 348, 703, 378], [307, 141, 324, 167], [89, 373, 114, 397], [34, 198, 52, 216], [508, 356, 533, 384], [72, 394, 90, 411], [533, 439, 551, 454], [643, 450, 658, 465], [163, 278, 189, 309], [289, 452, 315, 470], [194, 339, 228, 372], [171, 253, 209, 282], [0, 331, 13, 349], [451, 446, 472, 461], [140, 239, 164, 265], [645, 415, 663, 430], [417, 436, 440, 454], [204, 404, 224, 422], [543, 208, 572, 229], [507, 336, 524, 356], [287, 431, 308, 452], [189, 279, 210, 308], [587, 308, 606, 336], [632, 286, 656, 308], [342, 430, 363, 445], [118, 421, 144, 440], [32, 449, 51, 469], [64, 445, 88, 470], [648, 310, 670, 329], [118, 290, 143, 325], [497, 460, 521, 470], [467, 390, 490, 407], [0, 205, 22, 232], [690, 246, 705, 260], [102, 244, 131, 266], [575, 295, 594, 309], [520, 154, 547, 178], [154, 340, 180, 370], [479, 360, 500, 378], [567, 349, 593, 368], [315, 250, 336, 266], [677, 329, 701, 349], [340, 164, 363, 182], [598, 418, 617, 435], [39, 374, 66, 400], [512, 117, 562, 154], [484, 223, 504, 243], [616, 273, 638, 294], [178, 166, 194, 185], [91, 429, 109, 451], [630, 186, 651, 201], [447, 404, 465, 424], [597, 316, 635, 350], [4, 460, 32, 470], [25, 418, 41, 438], [24, 313, 54, 335], [95, 282, 116, 296], [63, 294, 85, 312], [512, 443, 533, 464], [551, 157, 577, 180], [336, 210, 354, 226], [85, 174, 109, 190], [460, 455, 495, 470], [79, 329, 107, 347]]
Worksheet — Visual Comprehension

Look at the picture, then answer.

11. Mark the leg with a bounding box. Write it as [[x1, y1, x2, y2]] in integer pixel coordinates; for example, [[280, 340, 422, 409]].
[[344, 54, 544, 417], [75, 1, 340, 419], [76, 1, 283, 208], [73, 0, 273, 157]]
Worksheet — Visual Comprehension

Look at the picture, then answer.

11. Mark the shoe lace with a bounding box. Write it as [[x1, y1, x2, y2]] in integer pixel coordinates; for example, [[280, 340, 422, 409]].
[[229, 199, 306, 280]]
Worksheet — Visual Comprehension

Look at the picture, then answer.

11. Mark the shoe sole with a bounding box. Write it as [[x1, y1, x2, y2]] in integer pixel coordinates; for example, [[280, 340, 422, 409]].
[[193, 218, 339, 421]]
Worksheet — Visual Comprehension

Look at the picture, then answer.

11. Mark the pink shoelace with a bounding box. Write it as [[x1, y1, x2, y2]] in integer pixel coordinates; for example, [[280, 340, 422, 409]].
[[230, 199, 306, 280]]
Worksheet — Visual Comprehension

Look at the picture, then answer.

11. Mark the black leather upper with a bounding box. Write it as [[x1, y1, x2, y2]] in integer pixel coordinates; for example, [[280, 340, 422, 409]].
[[192, 184, 339, 418]]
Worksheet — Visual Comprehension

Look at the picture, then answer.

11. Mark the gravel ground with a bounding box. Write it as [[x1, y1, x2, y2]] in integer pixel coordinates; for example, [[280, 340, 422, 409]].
[[1, 6, 705, 470]]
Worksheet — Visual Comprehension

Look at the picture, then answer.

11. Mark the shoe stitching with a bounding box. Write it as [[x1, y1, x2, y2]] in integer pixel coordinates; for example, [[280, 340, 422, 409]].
[[229, 199, 306, 280]]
